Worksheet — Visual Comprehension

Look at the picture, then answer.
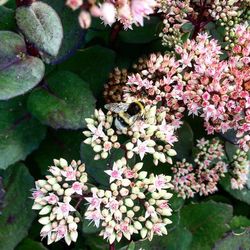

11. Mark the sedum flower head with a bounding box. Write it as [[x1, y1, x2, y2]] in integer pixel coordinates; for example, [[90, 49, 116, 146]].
[[31, 159, 88, 245], [172, 139, 228, 199], [85, 158, 173, 244]]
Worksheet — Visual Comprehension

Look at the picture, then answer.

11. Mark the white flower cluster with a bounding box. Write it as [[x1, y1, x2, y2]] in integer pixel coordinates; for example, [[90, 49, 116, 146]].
[[85, 158, 173, 244], [230, 149, 250, 190], [125, 105, 178, 165], [83, 105, 177, 165], [83, 109, 121, 160], [31, 159, 88, 245]]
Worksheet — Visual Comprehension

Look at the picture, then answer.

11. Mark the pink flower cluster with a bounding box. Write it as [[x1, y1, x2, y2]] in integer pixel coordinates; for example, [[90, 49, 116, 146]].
[[85, 158, 173, 243], [66, 0, 157, 29], [176, 28, 250, 151], [171, 138, 227, 199], [31, 159, 88, 245], [123, 53, 186, 127]]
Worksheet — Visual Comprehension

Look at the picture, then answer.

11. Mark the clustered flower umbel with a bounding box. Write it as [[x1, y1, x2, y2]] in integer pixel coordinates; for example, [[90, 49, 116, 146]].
[[83, 109, 121, 160], [66, 0, 157, 29], [31, 159, 88, 245], [208, 0, 250, 49], [85, 158, 173, 244], [171, 138, 228, 199], [124, 105, 178, 165], [176, 27, 250, 151], [230, 149, 250, 190], [158, 0, 195, 48], [83, 105, 178, 165], [123, 53, 186, 126]]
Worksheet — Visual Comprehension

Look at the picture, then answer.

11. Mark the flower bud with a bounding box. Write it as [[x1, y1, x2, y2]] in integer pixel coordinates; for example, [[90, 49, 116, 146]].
[[121, 179, 131, 187], [134, 221, 142, 230], [120, 205, 127, 213], [70, 230, 78, 242], [145, 220, 153, 229], [133, 162, 143, 172], [138, 171, 147, 179], [140, 228, 147, 238], [39, 205, 52, 215], [69, 221, 78, 231], [167, 149, 177, 156], [125, 198, 134, 207], [78, 10, 91, 29], [127, 210, 135, 218], [59, 158, 68, 167], [38, 216, 50, 225]]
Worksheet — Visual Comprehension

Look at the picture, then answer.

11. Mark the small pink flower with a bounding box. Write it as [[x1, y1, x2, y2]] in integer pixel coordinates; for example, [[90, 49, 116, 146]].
[[55, 225, 68, 241], [105, 162, 123, 183], [133, 139, 155, 160], [85, 209, 103, 227], [61, 166, 77, 181], [85, 192, 101, 209], [123, 169, 135, 179], [57, 202, 76, 218], [44, 193, 59, 205], [155, 175, 167, 191], [32, 189, 44, 199], [105, 198, 119, 213], [145, 205, 157, 218], [153, 223, 165, 235], [72, 181, 83, 195], [87, 123, 106, 141], [103, 141, 112, 152]]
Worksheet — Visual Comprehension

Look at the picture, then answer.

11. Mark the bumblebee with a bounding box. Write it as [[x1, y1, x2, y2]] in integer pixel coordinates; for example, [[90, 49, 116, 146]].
[[104, 101, 144, 131]]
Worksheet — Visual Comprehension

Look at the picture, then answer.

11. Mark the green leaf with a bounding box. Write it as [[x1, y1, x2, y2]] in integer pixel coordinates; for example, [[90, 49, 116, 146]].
[[173, 122, 194, 160], [0, 96, 46, 170], [59, 45, 116, 97], [0, 31, 45, 100], [16, 238, 47, 250], [220, 175, 250, 205], [180, 201, 233, 250], [120, 226, 192, 250], [16, 1, 63, 57], [118, 17, 161, 44], [213, 230, 250, 250], [40, 0, 86, 64], [80, 142, 124, 186], [32, 129, 83, 175], [0, 6, 15, 30], [27, 70, 96, 129], [230, 216, 250, 233], [0, 163, 35, 250]]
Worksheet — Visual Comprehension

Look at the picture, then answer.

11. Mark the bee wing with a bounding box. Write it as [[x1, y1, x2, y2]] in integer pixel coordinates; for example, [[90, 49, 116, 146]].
[[104, 103, 129, 113], [129, 114, 141, 125]]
